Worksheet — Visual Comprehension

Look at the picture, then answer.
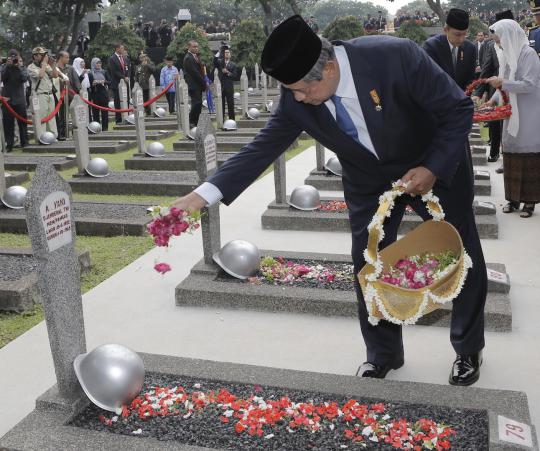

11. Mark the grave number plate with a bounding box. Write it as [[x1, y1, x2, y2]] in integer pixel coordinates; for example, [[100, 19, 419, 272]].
[[487, 268, 506, 283], [204, 135, 217, 171], [75, 105, 87, 126], [39, 191, 72, 252], [498, 415, 532, 448], [136, 91, 144, 109]]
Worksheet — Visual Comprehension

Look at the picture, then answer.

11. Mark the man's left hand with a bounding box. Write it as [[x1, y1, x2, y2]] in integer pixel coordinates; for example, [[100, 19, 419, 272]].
[[399, 166, 436, 195]]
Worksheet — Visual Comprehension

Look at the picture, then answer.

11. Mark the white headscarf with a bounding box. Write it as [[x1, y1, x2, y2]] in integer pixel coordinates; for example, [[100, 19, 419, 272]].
[[490, 19, 529, 137], [73, 57, 91, 90]]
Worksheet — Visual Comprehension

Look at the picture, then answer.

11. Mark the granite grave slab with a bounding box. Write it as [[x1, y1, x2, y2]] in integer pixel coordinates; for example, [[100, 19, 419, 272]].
[[0, 247, 91, 312], [176, 249, 512, 332], [173, 137, 252, 152], [4, 155, 78, 171], [87, 130, 174, 141], [22, 140, 133, 154], [2, 354, 536, 450], [124, 151, 233, 171], [5, 171, 30, 187]]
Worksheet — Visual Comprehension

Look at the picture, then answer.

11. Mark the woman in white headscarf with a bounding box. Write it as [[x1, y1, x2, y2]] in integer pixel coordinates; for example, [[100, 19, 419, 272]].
[[485, 19, 540, 218], [73, 57, 91, 96]]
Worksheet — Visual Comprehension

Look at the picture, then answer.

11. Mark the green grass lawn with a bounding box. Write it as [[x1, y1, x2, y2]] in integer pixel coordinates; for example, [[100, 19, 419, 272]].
[[0, 132, 313, 349]]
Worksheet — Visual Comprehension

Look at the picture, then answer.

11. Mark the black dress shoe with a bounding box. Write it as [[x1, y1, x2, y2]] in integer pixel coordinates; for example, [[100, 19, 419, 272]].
[[449, 352, 482, 386], [496, 166, 504, 174], [57, 137, 66, 141], [488, 155, 499, 162], [356, 360, 404, 379]]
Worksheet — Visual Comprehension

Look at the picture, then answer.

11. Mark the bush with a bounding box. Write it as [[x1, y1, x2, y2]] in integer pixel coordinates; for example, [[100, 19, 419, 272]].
[[323, 16, 365, 41], [87, 23, 146, 69], [395, 21, 428, 45], [230, 19, 266, 71], [166, 23, 213, 69]]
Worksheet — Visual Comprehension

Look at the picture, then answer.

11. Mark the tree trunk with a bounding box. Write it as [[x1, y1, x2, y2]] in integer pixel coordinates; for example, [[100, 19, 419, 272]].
[[67, 5, 86, 55], [285, 0, 302, 16], [426, 0, 445, 24], [258, 0, 273, 36]]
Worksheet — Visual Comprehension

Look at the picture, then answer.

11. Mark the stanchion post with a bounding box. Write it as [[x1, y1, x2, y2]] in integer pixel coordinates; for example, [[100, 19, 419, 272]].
[[315, 141, 325, 171], [149, 75, 157, 117]]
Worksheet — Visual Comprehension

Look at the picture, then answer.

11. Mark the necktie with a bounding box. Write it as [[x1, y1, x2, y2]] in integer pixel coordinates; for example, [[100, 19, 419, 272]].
[[119, 54, 125, 72], [452, 46, 458, 71], [331, 95, 359, 143]]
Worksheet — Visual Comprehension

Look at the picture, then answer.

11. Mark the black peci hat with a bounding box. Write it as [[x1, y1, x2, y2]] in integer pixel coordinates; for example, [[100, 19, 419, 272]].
[[261, 15, 322, 85], [446, 8, 469, 30], [495, 10, 514, 21]]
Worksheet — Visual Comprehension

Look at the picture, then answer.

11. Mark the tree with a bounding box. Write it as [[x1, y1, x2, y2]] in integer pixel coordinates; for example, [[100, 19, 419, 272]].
[[86, 23, 146, 69], [396, 0, 434, 16], [388, 0, 444, 23], [310, 0, 388, 30], [166, 22, 213, 68], [230, 19, 266, 72], [395, 21, 428, 45], [447, 0, 529, 15], [323, 16, 365, 41]]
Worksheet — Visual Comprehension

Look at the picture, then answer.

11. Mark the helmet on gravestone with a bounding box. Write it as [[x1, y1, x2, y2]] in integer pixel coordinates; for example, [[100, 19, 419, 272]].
[[265, 100, 273, 112], [324, 155, 342, 177], [74, 343, 145, 413], [38, 131, 56, 145], [247, 87, 254, 94], [187, 127, 197, 140], [145, 141, 165, 157], [202, 99, 208, 109], [213, 240, 261, 280], [233, 92, 240, 100], [154, 107, 166, 118], [0, 186, 27, 209], [126, 113, 136, 125], [85, 157, 110, 178], [87, 121, 102, 134], [108, 100, 115, 109], [247, 108, 260, 120], [288, 185, 321, 211], [222, 119, 237, 131]]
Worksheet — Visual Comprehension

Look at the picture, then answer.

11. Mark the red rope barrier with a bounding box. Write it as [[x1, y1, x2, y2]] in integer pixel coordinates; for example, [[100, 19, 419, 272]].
[[0, 97, 32, 124], [1, 88, 67, 125], [40, 88, 67, 123], [144, 80, 175, 107]]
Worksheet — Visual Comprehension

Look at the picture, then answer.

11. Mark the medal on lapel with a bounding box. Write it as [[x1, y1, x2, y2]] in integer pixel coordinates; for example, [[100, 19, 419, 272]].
[[460, 50, 464, 61], [370, 89, 382, 112]]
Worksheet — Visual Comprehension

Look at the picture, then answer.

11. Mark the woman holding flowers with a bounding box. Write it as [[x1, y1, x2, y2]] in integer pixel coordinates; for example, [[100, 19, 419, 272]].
[[485, 19, 540, 218]]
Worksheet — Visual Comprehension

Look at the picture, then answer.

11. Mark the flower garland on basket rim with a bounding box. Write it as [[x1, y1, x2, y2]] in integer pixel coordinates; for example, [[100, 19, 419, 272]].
[[361, 183, 472, 326], [465, 78, 512, 123]]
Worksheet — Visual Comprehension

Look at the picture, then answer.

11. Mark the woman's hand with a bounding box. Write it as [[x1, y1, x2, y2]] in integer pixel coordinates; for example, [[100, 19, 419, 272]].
[[487, 76, 504, 89]]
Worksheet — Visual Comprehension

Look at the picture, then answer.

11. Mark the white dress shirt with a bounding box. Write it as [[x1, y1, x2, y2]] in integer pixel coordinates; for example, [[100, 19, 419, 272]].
[[194, 45, 376, 206]]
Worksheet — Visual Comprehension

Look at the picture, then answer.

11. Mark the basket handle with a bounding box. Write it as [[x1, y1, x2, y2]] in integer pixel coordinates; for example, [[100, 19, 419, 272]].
[[363, 184, 444, 275]]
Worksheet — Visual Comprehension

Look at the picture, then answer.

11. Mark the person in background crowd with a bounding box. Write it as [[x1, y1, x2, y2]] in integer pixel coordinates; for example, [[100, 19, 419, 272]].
[[423, 9, 477, 91], [475, 31, 487, 78], [229, 19, 237, 33], [485, 19, 540, 218], [170, 20, 178, 36], [108, 43, 130, 124], [143, 22, 159, 47], [528, 1, 540, 55], [158, 19, 173, 48], [206, 20, 217, 34], [88, 57, 110, 131], [216, 47, 238, 120], [73, 57, 91, 99], [135, 53, 156, 115], [1, 49, 29, 151], [55, 50, 80, 140], [27, 47, 58, 140], [183, 40, 207, 127], [160, 56, 178, 114], [308, 16, 319, 34], [76, 32, 90, 58], [216, 21, 228, 33]]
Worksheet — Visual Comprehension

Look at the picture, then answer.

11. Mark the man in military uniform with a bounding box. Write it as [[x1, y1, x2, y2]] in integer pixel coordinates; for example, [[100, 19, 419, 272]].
[[529, 1, 540, 56], [27, 47, 59, 139]]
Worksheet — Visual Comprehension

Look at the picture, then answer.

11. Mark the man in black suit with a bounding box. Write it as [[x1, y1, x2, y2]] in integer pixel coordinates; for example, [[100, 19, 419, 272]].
[[216, 47, 239, 120], [172, 16, 487, 387], [423, 9, 477, 90], [475, 31, 488, 78], [183, 40, 208, 128], [108, 43, 130, 124]]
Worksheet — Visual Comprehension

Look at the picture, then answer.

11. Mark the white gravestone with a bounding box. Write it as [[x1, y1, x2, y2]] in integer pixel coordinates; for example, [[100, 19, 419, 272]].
[[240, 67, 249, 118], [213, 68, 224, 128], [254, 63, 260, 90], [148, 75, 157, 116], [119, 79, 129, 124], [261, 71, 268, 111], [132, 83, 147, 154], [31, 94, 45, 144], [178, 77, 190, 135], [316, 141, 326, 172], [70, 95, 90, 174], [174, 74, 183, 133]]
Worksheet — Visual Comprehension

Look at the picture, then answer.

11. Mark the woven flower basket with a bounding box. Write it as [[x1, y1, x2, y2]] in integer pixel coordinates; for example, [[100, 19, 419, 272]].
[[357, 185, 472, 326], [465, 78, 512, 123]]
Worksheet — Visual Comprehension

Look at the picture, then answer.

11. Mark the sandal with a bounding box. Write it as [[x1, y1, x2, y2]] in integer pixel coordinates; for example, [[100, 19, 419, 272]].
[[503, 202, 519, 213], [520, 204, 535, 218]]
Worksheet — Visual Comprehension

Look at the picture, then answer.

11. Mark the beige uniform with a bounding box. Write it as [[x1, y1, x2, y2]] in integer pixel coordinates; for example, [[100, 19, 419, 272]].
[[27, 62, 57, 136]]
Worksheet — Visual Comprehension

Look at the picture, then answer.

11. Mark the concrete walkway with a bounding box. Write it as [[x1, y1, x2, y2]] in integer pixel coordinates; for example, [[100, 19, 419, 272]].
[[1, 146, 539, 437]]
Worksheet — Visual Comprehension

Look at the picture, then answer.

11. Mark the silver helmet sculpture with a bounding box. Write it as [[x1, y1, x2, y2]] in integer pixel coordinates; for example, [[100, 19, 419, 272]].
[[213, 240, 261, 279], [247, 87, 254, 93], [145, 141, 166, 157], [247, 107, 260, 120], [187, 126, 197, 140], [324, 156, 343, 176], [154, 107, 166, 118], [38, 131, 56, 145], [233, 92, 240, 100], [87, 121, 102, 134], [202, 99, 208, 109], [222, 119, 237, 131], [1, 186, 27, 209], [265, 100, 273, 112], [74, 343, 145, 412], [85, 157, 110, 178], [288, 185, 321, 211], [126, 113, 136, 125]]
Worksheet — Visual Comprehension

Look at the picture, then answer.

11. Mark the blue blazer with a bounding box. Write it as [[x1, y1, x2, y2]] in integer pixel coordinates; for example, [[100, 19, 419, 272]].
[[423, 34, 477, 90], [208, 36, 473, 253]]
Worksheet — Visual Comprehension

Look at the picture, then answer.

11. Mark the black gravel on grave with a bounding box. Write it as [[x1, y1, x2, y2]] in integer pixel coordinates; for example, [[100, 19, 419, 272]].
[[0, 255, 38, 282], [215, 258, 355, 291], [0, 202, 150, 221], [70, 372, 489, 450]]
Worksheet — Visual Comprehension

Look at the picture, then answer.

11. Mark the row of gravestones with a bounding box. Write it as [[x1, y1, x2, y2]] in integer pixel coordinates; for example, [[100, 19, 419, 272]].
[[0, 111, 536, 450]]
